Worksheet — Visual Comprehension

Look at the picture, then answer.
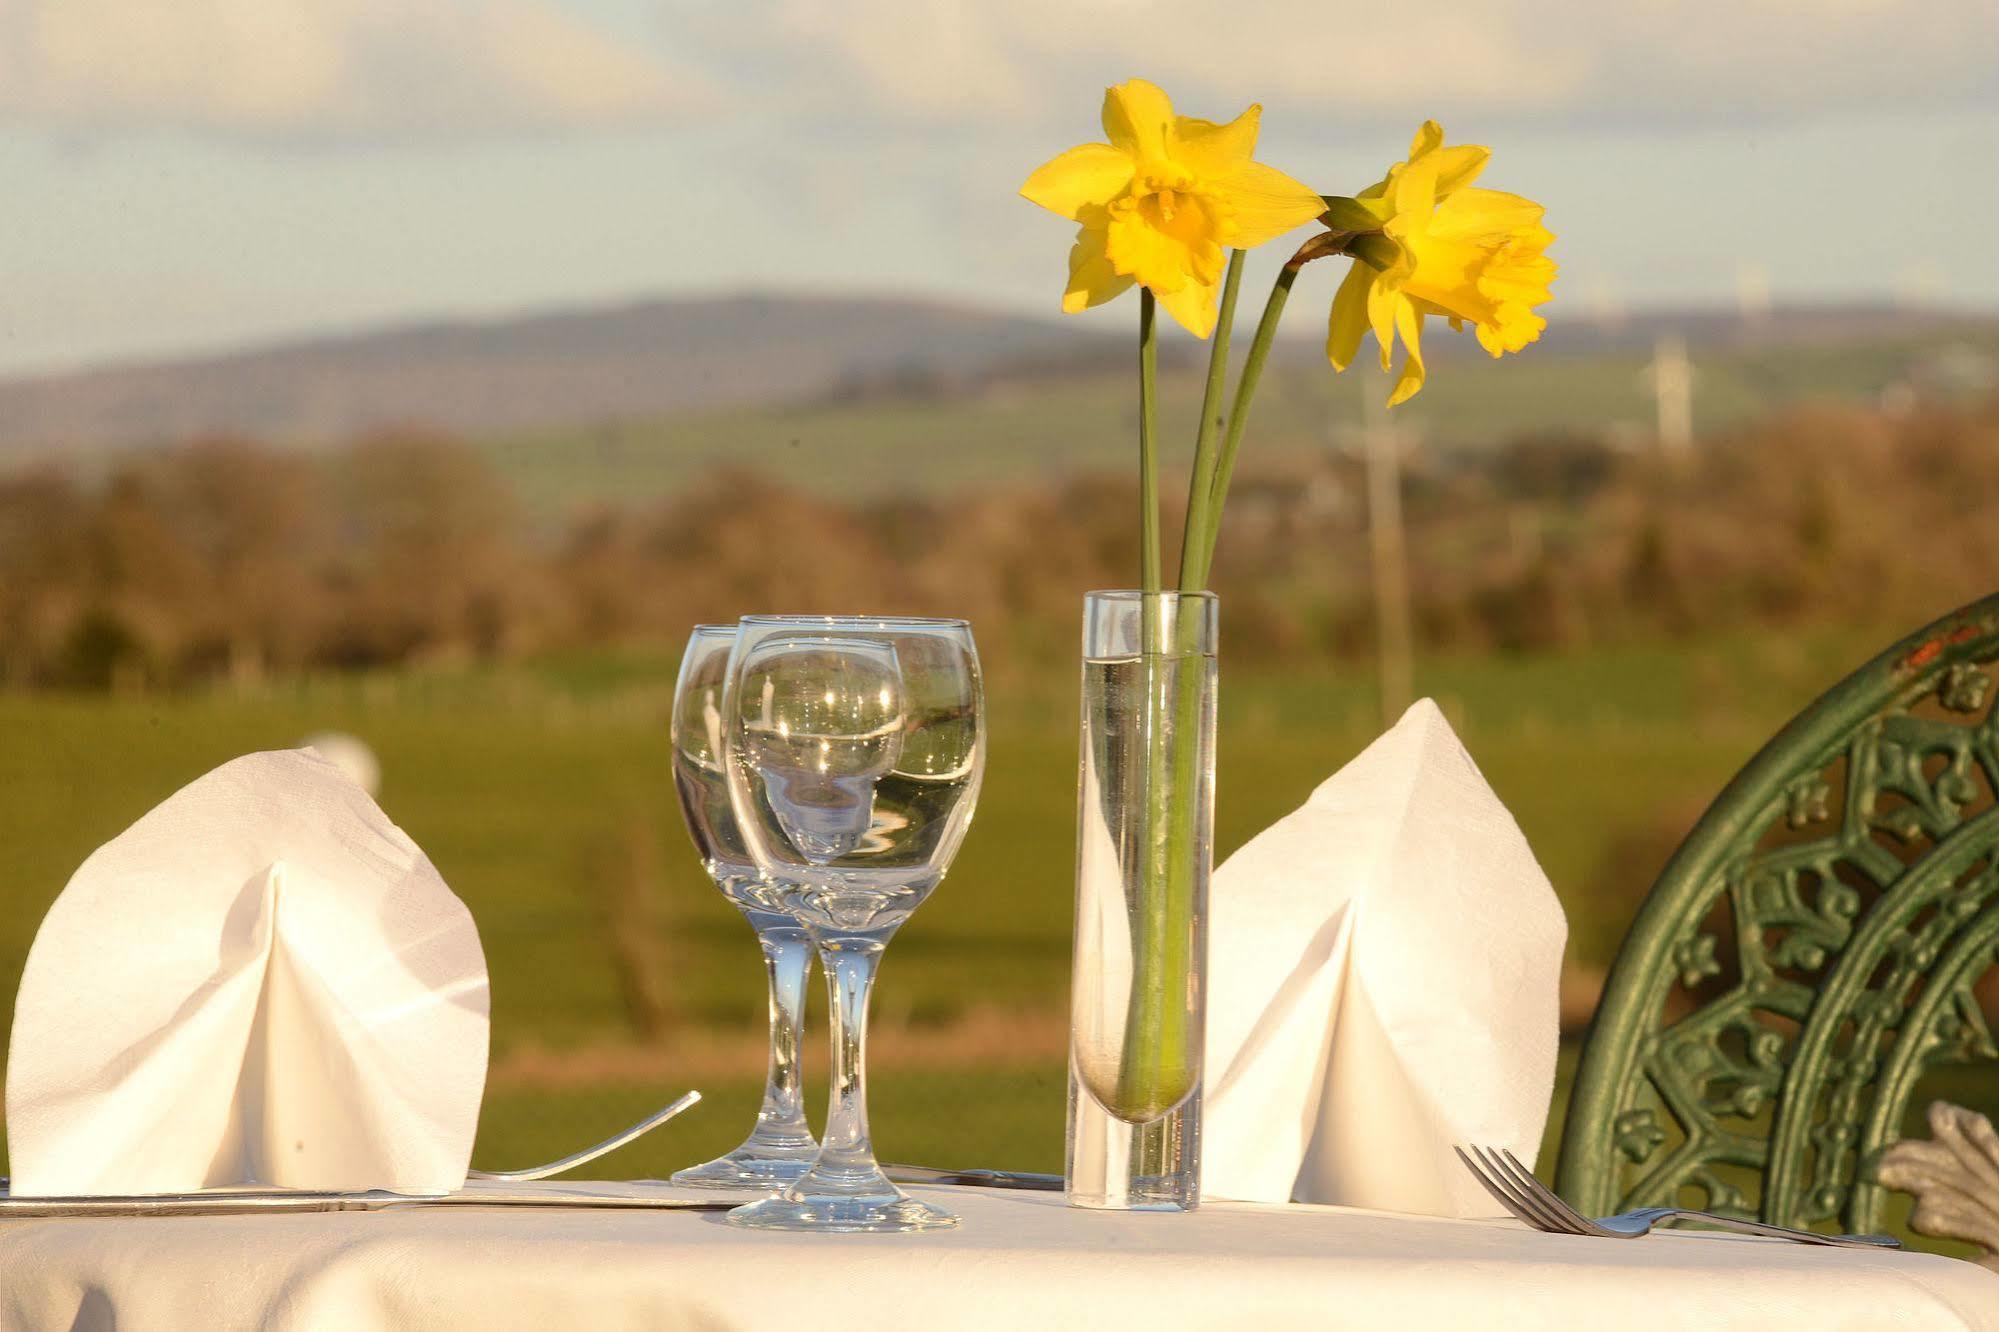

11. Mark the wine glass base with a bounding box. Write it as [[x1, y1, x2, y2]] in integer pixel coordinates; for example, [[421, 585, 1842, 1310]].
[[671, 1148, 817, 1192], [723, 1189, 959, 1233]]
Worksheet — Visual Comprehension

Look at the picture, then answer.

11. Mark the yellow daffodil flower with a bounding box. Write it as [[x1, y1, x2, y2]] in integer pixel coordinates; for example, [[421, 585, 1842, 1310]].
[[1325, 121, 1557, 405], [1021, 79, 1326, 339]]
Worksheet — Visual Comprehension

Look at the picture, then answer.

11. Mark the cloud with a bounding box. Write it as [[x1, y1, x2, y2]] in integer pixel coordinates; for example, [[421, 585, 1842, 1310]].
[[700, 0, 1999, 129], [0, 0, 707, 137], [8, 1, 1992, 142]]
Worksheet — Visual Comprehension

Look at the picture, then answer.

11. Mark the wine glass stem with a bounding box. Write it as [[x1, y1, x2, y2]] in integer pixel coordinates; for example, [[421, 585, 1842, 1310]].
[[816, 939, 885, 1178], [755, 928, 814, 1143]]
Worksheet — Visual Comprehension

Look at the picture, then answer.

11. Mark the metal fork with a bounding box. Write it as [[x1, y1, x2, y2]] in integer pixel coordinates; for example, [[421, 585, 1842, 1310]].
[[1454, 1145, 1900, 1249], [467, 1091, 703, 1182]]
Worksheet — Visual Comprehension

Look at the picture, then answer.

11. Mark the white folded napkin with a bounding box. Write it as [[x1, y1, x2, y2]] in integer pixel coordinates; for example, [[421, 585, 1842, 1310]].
[[5, 749, 489, 1197], [1203, 699, 1566, 1215]]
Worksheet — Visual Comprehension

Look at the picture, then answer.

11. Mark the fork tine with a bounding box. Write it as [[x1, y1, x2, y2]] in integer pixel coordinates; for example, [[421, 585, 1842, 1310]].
[[1496, 1147, 1604, 1235], [1471, 1144, 1575, 1232], [1462, 1145, 1574, 1233], [1482, 1146, 1578, 1232], [1453, 1146, 1548, 1231]]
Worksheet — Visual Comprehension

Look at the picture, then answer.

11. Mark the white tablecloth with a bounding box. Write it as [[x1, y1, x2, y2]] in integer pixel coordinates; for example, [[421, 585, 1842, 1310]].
[[2, 1181, 1994, 1330]]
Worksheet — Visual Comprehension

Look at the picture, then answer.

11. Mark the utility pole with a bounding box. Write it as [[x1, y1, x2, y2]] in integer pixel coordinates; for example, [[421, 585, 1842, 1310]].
[[1736, 260, 1772, 331], [1363, 390, 1413, 728], [1645, 332, 1694, 465]]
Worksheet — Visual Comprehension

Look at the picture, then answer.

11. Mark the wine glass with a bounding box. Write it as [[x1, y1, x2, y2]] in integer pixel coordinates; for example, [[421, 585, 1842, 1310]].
[[667, 625, 819, 1189], [719, 615, 985, 1233]]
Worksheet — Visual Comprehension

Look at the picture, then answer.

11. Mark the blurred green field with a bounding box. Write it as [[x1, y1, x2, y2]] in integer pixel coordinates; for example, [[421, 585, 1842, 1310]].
[[0, 627, 1951, 1177]]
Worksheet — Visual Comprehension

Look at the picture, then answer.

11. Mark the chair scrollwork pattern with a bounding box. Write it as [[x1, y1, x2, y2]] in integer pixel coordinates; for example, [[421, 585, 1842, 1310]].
[[1556, 595, 1999, 1234]]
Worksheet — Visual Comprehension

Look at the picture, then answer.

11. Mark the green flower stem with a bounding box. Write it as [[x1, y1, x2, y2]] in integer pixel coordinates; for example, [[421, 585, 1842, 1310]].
[[1189, 261, 1301, 588], [1177, 250, 1246, 593], [1138, 289, 1162, 606], [1114, 609, 1206, 1122], [1116, 286, 1182, 1119]]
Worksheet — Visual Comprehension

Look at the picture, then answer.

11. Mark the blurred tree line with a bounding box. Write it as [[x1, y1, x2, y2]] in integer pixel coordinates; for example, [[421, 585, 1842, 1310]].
[[3, 396, 1997, 692]]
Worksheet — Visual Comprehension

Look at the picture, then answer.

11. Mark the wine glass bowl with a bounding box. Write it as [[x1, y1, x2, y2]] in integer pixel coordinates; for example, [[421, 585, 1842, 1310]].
[[735, 634, 906, 864], [720, 616, 985, 1233], [666, 625, 820, 1191], [731, 621, 983, 940]]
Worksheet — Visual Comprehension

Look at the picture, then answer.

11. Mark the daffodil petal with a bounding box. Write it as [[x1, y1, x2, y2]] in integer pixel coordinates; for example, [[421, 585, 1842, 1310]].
[[1171, 104, 1260, 178], [1216, 160, 1328, 247], [1387, 301, 1427, 406], [1326, 260, 1372, 371], [1429, 187, 1544, 238], [1428, 144, 1490, 196], [1153, 277, 1218, 339], [1399, 118, 1489, 196], [1102, 79, 1173, 163], [1021, 143, 1134, 221], [1392, 157, 1439, 224], [1367, 282, 1402, 372], [1407, 295, 1459, 323], [1062, 225, 1135, 313]]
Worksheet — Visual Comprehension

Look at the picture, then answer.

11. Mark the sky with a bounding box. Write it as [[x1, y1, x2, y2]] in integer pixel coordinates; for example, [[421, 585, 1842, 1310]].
[[0, 0, 1995, 374]]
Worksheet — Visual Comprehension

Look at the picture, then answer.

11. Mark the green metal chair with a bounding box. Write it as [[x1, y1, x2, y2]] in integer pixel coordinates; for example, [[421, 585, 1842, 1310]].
[[1555, 592, 1999, 1238]]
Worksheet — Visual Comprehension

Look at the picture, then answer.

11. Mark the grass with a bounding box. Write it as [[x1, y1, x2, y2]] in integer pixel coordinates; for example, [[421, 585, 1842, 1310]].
[[0, 637, 1822, 1049], [475, 1064, 1069, 1181]]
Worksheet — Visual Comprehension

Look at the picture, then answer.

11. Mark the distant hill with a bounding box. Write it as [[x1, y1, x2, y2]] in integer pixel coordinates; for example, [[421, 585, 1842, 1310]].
[[1528, 304, 1998, 358], [475, 308, 1999, 520], [0, 292, 1991, 469], [0, 294, 1123, 463]]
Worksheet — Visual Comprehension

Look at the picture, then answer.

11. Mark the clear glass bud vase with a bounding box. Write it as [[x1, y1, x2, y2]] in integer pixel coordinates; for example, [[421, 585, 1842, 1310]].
[[1066, 589, 1216, 1210]]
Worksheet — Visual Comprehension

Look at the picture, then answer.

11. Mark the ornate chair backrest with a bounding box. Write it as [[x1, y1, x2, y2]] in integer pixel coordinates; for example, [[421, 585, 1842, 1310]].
[[1556, 594, 1999, 1232]]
